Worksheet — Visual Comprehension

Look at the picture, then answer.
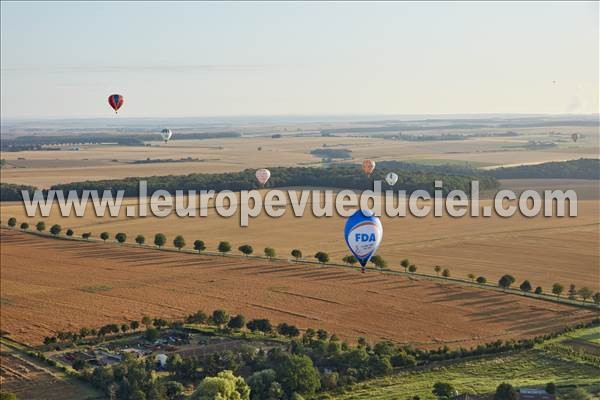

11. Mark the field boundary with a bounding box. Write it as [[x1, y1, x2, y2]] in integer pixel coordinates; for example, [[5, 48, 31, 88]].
[[2, 225, 599, 311]]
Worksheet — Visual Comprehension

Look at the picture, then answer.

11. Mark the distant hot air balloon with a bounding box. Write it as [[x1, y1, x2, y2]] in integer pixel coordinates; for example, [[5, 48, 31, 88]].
[[108, 94, 124, 113], [571, 133, 579, 142], [256, 168, 271, 186], [344, 209, 383, 273], [161, 129, 173, 143], [385, 172, 399, 186], [362, 159, 376, 176]]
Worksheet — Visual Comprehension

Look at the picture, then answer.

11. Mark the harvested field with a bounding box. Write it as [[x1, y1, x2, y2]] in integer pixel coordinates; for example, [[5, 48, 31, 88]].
[[1, 229, 595, 347], [0, 342, 101, 400], [2, 181, 598, 291]]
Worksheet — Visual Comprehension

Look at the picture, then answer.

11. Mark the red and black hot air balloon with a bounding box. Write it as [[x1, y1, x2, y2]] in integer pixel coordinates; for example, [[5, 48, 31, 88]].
[[108, 94, 124, 113]]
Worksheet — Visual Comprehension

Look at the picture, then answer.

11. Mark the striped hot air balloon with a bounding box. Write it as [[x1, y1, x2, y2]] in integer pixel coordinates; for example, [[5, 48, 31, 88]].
[[108, 94, 124, 113]]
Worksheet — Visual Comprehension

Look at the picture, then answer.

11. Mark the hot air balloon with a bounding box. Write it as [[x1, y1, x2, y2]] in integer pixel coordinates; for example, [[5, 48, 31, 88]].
[[385, 172, 398, 186], [344, 209, 383, 273], [362, 159, 376, 176], [256, 168, 271, 186], [571, 133, 579, 142], [161, 129, 173, 143], [108, 94, 124, 113]]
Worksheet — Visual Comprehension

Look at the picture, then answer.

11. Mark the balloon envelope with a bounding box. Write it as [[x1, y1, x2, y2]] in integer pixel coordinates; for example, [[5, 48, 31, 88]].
[[161, 129, 172, 142], [385, 172, 399, 186], [108, 94, 124, 113], [362, 160, 376, 176], [256, 168, 271, 185], [344, 209, 383, 268]]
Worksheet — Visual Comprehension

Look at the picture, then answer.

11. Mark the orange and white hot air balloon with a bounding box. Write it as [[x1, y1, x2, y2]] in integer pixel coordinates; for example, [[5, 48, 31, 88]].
[[362, 159, 376, 176], [256, 168, 271, 186]]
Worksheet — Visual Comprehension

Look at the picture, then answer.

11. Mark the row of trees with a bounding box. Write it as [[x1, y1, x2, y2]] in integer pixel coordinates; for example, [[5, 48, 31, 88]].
[[7, 218, 600, 305], [496, 274, 598, 304]]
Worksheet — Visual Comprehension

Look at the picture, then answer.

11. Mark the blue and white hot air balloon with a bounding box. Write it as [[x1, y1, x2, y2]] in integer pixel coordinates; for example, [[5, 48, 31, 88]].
[[344, 209, 383, 273]]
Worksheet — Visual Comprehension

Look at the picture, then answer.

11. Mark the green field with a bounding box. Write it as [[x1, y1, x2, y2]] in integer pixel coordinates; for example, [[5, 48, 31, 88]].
[[328, 328, 600, 400]]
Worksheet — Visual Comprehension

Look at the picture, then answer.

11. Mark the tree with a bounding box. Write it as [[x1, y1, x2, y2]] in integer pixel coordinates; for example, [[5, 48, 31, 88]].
[[135, 235, 145, 246], [82, 232, 91, 240], [194, 240, 206, 253], [239, 245, 254, 257], [408, 264, 417, 273], [144, 327, 159, 342], [476, 276, 487, 284], [212, 309, 230, 327], [121, 323, 129, 333], [100, 232, 109, 242], [142, 316, 153, 329], [227, 314, 245, 330], [173, 235, 186, 251], [66, 228, 74, 237], [275, 354, 321, 397], [130, 320, 140, 331], [565, 388, 592, 400], [519, 280, 532, 293], [314, 251, 329, 264], [191, 370, 250, 400], [401, 259, 410, 273], [277, 323, 300, 338], [494, 383, 517, 400], [291, 249, 302, 260], [370, 255, 387, 269], [20, 222, 29, 230], [498, 274, 515, 290], [467, 273, 475, 282], [264, 247, 276, 260], [165, 381, 185, 400], [7, 217, 16, 228], [552, 283, 564, 299], [0, 393, 17, 400], [186, 310, 208, 324], [432, 382, 456, 399], [247, 369, 278, 400], [534, 286, 543, 295], [36, 221, 46, 232], [433, 265, 441, 276], [115, 232, 127, 244], [568, 284, 577, 300], [50, 224, 62, 236], [545, 382, 556, 395], [154, 233, 167, 248], [593, 292, 600, 305], [246, 319, 272, 334], [578, 287, 593, 303], [441, 268, 450, 278], [218, 241, 231, 255], [343, 255, 357, 266]]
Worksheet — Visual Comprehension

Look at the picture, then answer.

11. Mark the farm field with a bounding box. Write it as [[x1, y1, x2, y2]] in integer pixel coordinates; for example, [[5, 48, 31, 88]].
[[2, 125, 598, 188], [1, 229, 596, 348], [2, 180, 598, 291], [0, 340, 102, 400]]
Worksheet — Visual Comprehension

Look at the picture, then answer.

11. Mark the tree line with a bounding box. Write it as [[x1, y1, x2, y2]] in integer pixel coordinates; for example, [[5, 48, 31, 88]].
[[41, 165, 497, 198]]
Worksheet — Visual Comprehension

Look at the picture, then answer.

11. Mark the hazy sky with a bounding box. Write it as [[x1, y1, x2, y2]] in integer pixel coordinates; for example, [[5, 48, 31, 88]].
[[1, 1, 598, 118]]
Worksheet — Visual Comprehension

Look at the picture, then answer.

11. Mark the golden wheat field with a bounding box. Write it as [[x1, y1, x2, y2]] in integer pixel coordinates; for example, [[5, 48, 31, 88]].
[[2, 179, 598, 291]]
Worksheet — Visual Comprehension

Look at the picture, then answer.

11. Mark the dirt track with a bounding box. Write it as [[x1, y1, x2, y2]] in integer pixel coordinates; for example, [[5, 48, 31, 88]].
[[0, 229, 596, 347]]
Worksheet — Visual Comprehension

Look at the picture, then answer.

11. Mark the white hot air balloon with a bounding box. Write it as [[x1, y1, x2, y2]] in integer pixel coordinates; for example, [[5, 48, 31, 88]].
[[385, 172, 399, 186], [256, 168, 271, 186], [160, 129, 173, 143]]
